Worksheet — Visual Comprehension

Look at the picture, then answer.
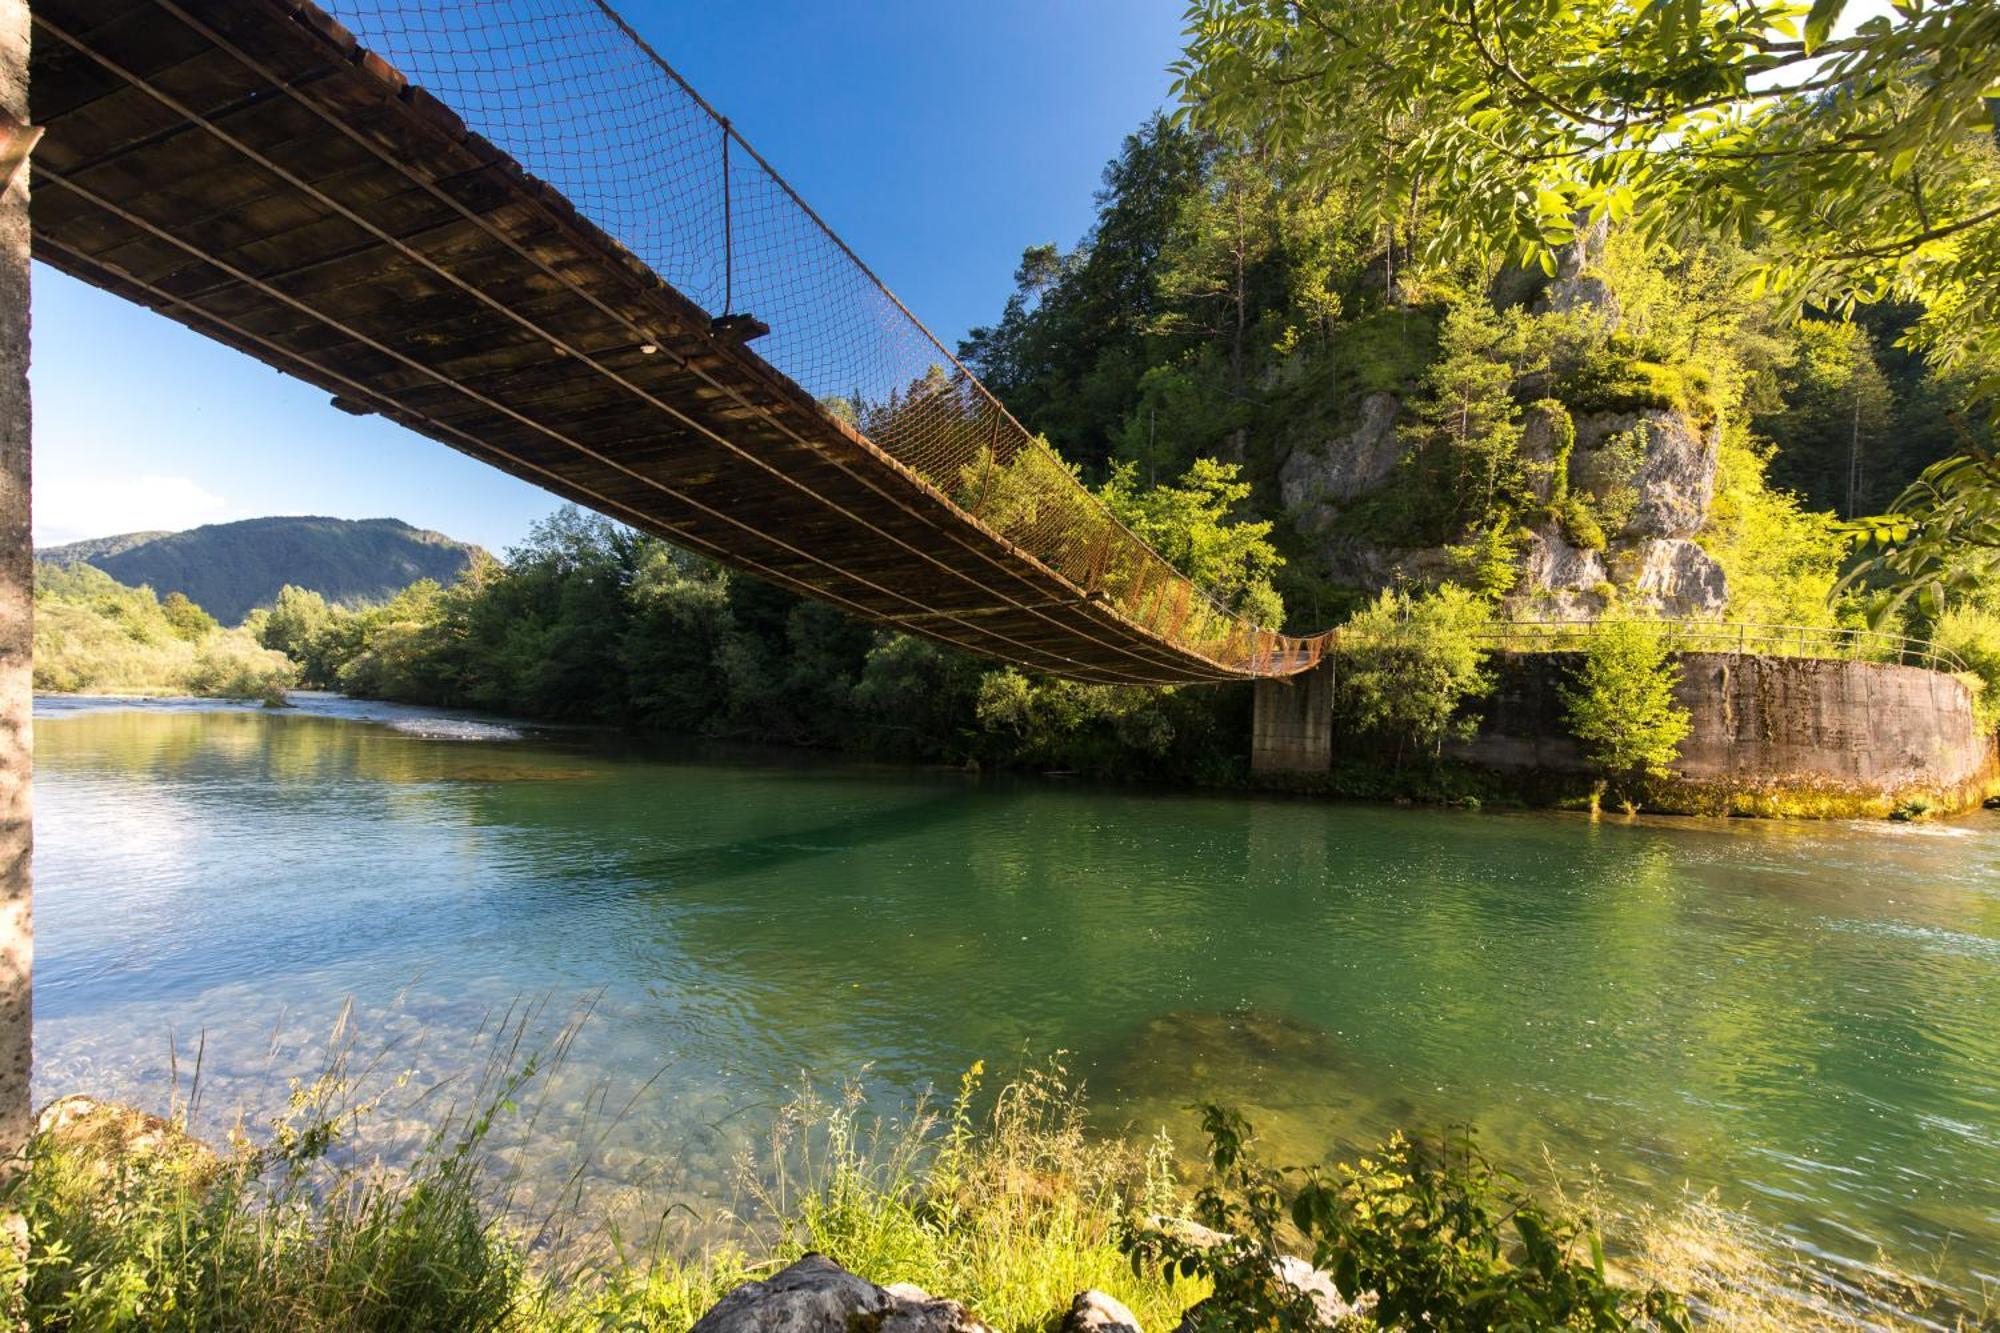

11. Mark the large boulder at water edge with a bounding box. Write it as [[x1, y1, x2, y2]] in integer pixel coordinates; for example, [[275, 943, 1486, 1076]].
[[690, 1255, 994, 1333], [1064, 1290, 1144, 1333]]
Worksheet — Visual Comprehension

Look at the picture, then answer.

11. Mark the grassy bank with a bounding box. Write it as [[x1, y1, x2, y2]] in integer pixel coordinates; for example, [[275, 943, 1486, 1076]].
[[8, 1048, 1986, 1332]]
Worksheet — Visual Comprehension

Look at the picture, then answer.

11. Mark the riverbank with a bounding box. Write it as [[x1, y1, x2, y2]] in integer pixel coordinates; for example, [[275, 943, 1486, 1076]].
[[17, 1057, 1987, 1331]]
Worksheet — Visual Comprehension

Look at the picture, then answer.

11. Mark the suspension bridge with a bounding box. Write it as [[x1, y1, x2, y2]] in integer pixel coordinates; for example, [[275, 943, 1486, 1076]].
[[24, 0, 1331, 685]]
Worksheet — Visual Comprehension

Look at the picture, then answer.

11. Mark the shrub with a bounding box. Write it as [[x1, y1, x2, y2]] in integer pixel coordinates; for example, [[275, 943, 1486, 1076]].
[[1128, 1108, 1687, 1333], [1443, 523, 1522, 599], [1933, 604, 2000, 733], [1334, 585, 1495, 763], [1698, 428, 1849, 629], [1556, 494, 1607, 551], [1561, 621, 1692, 810], [184, 631, 298, 704], [159, 592, 218, 642]]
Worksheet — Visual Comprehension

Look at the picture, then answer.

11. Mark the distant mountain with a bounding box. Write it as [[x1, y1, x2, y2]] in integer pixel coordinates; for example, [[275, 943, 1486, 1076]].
[[37, 516, 484, 624]]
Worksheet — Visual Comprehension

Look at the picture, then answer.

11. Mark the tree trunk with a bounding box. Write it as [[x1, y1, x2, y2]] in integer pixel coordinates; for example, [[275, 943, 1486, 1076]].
[[0, 0, 32, 1276]]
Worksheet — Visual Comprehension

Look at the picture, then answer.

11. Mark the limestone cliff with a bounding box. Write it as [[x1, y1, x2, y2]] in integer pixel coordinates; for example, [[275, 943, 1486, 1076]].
[[1276, 223, 1730, 620]]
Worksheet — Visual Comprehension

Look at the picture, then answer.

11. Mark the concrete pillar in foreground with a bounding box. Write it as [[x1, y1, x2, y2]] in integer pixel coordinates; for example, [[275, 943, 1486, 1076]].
[[0, 0, 31, 1248], [1251, 656, 1334, 774]]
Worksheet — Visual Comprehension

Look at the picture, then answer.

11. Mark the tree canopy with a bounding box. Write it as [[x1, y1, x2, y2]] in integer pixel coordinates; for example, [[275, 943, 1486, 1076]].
[[1173, 0, 2000, 614]]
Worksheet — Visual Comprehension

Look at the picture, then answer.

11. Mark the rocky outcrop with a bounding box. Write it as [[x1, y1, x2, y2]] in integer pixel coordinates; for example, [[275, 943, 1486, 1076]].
[[1279, 391, 1402, 511], [1533, 215, 1619, 328], [1314, 540, 1453, 591], [1272, 310, 1728, 616], [690, 1256, 994, 1333], [1519, 526, 1610, 618], [1570, 410, 1717, 541], [1611, 538, 1727, 617]]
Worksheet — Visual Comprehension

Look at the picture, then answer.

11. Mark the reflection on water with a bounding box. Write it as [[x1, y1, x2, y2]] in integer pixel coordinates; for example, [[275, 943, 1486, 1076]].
[[32, 694, 2000, 1298]]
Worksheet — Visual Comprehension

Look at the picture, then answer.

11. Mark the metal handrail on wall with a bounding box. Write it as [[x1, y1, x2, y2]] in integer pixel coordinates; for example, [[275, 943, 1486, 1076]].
[[1467, 618, 1969, 676]]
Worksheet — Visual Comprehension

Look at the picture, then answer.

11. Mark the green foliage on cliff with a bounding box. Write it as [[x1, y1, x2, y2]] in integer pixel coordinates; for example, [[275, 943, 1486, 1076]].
[[1700, 432, 1852, 630], [32, 562, 295, 702]]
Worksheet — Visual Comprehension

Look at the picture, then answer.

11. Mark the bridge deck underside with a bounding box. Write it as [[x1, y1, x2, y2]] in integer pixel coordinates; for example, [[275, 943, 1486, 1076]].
[[28, 0, 1295, 684]]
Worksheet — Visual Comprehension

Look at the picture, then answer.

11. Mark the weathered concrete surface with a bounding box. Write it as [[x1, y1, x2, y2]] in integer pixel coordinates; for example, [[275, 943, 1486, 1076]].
[[0, 0, 31, 1256], [1252, 656, 1335, 774], [1455, 652, 1992, 792]]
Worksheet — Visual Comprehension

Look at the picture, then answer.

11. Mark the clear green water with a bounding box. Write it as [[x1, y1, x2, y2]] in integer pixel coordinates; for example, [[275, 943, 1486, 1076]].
[[32, 696, 2000, 1298]]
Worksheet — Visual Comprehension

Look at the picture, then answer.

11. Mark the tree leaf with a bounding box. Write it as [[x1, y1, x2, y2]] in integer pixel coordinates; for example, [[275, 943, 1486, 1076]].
[[1803, 0, 1847, 53]]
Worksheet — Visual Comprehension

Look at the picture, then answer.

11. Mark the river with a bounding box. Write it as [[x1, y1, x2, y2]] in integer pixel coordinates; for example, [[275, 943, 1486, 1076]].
[[31, 694, 2000, 1303]]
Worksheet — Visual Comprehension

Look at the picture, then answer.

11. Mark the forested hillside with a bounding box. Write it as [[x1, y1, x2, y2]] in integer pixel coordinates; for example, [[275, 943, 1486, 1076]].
[[37, 516, 483, 624]]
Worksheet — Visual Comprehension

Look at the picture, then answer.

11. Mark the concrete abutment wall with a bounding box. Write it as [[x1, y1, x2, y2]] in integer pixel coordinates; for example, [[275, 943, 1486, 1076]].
[[1461, 652, 1992, 793], [1251, 656, 1335, 774], [1253, 649, 1994, 809]]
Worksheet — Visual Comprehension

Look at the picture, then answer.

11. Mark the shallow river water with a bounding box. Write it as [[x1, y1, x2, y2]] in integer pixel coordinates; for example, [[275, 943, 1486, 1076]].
[[32, 694, 2000, 1301]]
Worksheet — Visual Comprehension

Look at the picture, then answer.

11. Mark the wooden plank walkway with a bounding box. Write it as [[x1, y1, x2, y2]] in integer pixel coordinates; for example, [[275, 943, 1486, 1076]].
[[27, 0, 1326, 684]]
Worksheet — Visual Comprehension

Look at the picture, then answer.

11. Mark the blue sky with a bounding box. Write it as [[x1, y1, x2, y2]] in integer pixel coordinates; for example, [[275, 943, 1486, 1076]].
[[31, 1, 1184, 553]]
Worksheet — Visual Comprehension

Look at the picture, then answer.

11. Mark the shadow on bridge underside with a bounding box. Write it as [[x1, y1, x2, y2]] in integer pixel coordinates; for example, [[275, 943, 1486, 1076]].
[[28, 0, 1330, 685]]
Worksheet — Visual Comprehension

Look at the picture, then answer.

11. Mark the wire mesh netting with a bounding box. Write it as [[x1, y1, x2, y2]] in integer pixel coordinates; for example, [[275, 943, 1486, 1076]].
[[318, 0, 1328, 678]]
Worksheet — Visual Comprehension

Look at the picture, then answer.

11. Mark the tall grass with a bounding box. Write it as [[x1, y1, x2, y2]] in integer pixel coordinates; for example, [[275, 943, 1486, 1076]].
[[737, 1061, 1194, 1333], [6, 1027, 1989, 1332]]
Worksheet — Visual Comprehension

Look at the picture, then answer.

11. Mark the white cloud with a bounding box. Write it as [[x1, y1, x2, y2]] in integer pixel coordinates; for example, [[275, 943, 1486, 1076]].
[[33, 472, 231, 547]]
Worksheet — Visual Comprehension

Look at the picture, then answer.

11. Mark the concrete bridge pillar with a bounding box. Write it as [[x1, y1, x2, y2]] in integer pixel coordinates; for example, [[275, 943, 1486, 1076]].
[[1251, 656, 1335, 774], [0, 0, 31, 1257]]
